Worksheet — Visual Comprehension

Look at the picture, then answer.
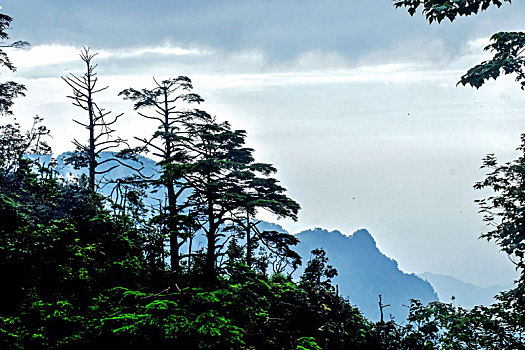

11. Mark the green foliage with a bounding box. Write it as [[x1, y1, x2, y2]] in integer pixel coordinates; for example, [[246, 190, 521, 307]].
[[296, 337, 322, 350], [84, 273, 372, 350], [399, 294, 525, 350], [395, 0, 524, 93], [0, 151, 148, 348], [300, 248, 338, 289], [0, 12, 27, 116], [393, 0, 510, 23], [474, 135, 525, 278], [459, 32, 525, 89]]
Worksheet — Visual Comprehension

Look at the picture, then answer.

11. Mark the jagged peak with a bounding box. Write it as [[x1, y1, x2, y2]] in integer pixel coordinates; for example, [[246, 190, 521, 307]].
[[351, 229, 377, 247], [297, 227, 378, 249], [301, 227, 345, 236]]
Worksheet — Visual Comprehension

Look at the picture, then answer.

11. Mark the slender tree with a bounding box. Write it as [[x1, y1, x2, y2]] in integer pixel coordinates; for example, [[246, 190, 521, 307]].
[[229, 172, 301, 272], [120, 76, 203, 278], [63, 48, 128, 193], [182, 115, 247, 282], [182, 111, 300, 282]]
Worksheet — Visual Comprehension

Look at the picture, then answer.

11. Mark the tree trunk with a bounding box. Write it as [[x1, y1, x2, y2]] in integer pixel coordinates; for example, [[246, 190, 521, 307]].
[[246, 211, 252, 268], [167, 181, 180, 278], [86, 64, 96, 194], [205, 193, 217, 284], [164, 90, 180, 281]]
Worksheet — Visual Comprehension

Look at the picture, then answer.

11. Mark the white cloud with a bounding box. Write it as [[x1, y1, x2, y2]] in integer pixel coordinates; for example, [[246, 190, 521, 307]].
[[6, 45, 80, 68], [97, 44, 210, 59], [4, 43, 210, 70], [3, 36, 492, 90]]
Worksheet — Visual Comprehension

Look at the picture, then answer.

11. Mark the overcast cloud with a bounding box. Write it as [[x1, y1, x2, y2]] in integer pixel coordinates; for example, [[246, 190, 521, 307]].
[[4, 0, 525, 62]]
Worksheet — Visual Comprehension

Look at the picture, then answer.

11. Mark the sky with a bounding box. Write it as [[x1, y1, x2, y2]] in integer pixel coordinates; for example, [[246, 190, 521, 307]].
[[2, 0, 525, 287]]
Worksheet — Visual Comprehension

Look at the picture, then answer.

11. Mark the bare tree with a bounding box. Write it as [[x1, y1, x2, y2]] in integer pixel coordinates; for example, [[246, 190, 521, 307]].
[[62, 48, 130, 193]]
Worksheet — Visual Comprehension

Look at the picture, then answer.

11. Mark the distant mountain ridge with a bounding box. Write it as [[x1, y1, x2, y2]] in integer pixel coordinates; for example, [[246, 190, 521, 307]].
[[26, 152, 163, 205], [293, 228, 438, 321], [419, 272, 514, 308], [26, 152, 159, 180]]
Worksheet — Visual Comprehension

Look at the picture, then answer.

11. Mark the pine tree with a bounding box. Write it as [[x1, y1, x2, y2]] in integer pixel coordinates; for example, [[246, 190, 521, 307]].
[[120, 76, 203, 279], [182, 111, 299, 282]]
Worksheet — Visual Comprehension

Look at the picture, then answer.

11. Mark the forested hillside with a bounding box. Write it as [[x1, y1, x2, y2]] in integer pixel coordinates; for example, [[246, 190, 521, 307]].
[[1, 3, 525, 349]]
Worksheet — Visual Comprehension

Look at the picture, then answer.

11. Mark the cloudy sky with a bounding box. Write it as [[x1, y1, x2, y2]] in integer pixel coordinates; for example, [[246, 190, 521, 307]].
[[3, 0, 525, 287]]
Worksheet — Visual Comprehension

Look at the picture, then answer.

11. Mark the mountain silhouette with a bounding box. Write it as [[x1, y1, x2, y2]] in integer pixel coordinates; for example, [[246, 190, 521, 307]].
[[419, 272, 514, 308], [294, 228, 438, 321]]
